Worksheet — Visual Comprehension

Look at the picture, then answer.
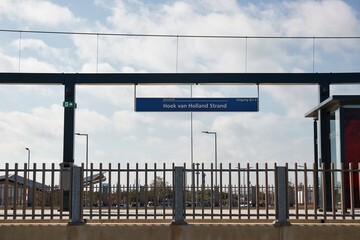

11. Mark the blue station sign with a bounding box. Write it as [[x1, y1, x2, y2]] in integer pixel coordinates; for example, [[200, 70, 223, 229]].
[[135, 97, 258, 112]]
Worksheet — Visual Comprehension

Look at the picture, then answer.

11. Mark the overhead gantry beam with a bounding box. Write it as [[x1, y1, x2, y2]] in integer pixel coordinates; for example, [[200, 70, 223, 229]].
[[1, 72, 360, 85]]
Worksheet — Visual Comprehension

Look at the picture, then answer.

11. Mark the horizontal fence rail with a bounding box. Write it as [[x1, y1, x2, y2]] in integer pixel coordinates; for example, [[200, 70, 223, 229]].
[[0, 162, 359, 221]]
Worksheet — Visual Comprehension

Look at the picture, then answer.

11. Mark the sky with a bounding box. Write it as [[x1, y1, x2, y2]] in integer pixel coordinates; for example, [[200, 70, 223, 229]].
[[1, 0, 360, 173]]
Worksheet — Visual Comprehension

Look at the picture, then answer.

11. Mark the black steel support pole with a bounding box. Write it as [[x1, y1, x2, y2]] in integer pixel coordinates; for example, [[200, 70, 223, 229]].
[[313, 119, 319, 209], [313, 120, 318, 165], [63, 81, 76, 164], [318, 82, 332, 210], [62, 80, 76, 211]]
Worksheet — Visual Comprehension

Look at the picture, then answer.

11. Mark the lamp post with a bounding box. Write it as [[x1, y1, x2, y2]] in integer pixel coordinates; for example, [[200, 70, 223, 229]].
[[75, 133, 88, 205], [25, 148, 30, 180], [196, 163, 200, 206], [237, 167, 252, 202], [201, 131, 217, 186], [25, 147, 30, 206], [238, 167, 253, 186], [75, 133, 88, 176]]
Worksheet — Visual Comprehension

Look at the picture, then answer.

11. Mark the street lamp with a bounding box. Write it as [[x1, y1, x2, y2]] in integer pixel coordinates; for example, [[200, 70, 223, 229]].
[[237, 166, 252, 203], [25, 147, 30, 180], [75, 133, 88, 177], [25, 147, 30, 206], [196, 163, 200, 206], [237, 167, 253, 186], [75, 132, 89, 206], [201, 131, 217, 186]]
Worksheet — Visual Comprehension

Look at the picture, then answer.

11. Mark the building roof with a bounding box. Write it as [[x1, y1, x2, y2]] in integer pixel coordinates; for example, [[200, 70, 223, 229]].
[[83, 173, 107, 186], [305, 95, 360, 119], [0, 174, 46, 190], [0, 173, 107, 190]]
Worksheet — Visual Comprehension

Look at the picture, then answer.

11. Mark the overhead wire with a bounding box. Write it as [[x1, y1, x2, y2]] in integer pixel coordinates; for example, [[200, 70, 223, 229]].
[[1, 29, 360, 39]]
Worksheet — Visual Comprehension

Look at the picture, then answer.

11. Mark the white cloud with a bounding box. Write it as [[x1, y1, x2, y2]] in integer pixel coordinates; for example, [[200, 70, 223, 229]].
[[261, 85, 318, 118], [19, 57, 59, 72], [0, 104, 63, 165], [76, 108, 112, 133], [80, 62, 118, 73], [96, 0, 359, 73], [10, 38, 76, 72], [0, 38, 75, 72], [282, 1, 360, 37], [1, 0, 359, 75], [0, 0, 83, 26], [0, 51, 18, 71], [113, 111, 153, 132], [77, 85, 134, 109], [0, 105, 63, 139], [13, 38, 65, 60]]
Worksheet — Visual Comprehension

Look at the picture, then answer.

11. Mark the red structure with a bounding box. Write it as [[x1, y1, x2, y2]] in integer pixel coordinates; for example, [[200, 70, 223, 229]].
[[344, 108, 360, 207], [306, 95, 360, 209]]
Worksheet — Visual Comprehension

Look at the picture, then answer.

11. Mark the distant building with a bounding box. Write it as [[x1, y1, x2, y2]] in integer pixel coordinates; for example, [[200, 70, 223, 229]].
[[0, 174, 49, 206]]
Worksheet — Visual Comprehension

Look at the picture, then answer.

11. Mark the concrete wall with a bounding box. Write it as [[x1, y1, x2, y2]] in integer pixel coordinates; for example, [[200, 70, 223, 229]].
[[0, 220, 359, 240]]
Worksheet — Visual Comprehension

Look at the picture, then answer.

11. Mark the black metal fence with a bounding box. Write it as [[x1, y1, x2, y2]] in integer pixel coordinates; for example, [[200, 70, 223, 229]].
[[0, 162, 359, 221]]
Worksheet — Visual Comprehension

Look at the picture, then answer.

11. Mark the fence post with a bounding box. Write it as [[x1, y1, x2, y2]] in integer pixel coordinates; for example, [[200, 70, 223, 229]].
[[273, 166, 291, 226], [172, 166, 187, 225], [69, 165, 85, 225]]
